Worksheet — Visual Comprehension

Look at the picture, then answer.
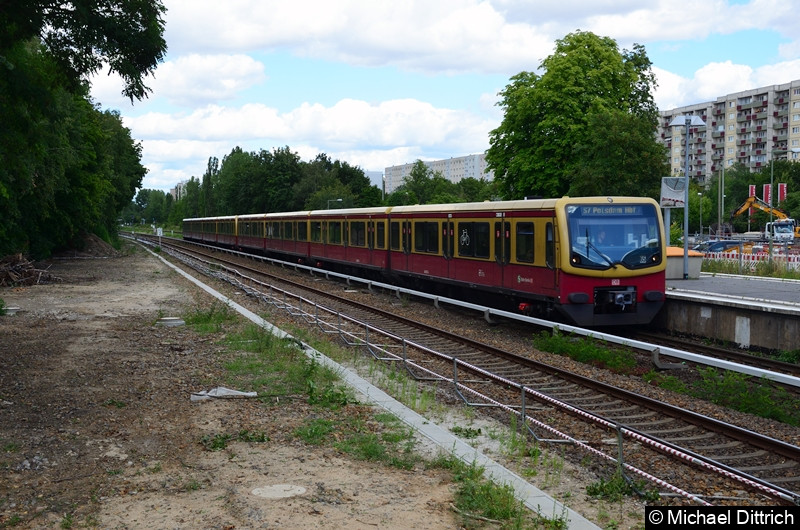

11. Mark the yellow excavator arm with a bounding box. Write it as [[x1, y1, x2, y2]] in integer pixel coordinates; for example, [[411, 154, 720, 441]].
[[730, 196, 789, 221]]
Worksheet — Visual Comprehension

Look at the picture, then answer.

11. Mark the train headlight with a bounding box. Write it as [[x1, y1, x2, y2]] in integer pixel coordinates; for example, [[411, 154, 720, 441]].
[[568, 292, 589, 304]]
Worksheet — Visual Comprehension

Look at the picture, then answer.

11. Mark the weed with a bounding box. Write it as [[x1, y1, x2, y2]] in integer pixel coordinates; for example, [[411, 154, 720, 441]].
[[431, 457, 529, 526], [776, 349, 800, 364], [533, 330, 636, 373], [102, 398, 126, 409], [586, 472, 634, 502], [450, 425, 482, 439], [295, 418, 335, 445], [237, 429, 269, 443], [693, 367, 800, 425], [59, 512, 73, 529], [183, 302, 237, 333], [199, 433, 233, 451], [0, 298, 5, 316], [199, 429, 269, 451], [642, 370, 687, 393], [587, 470, 659, 503]]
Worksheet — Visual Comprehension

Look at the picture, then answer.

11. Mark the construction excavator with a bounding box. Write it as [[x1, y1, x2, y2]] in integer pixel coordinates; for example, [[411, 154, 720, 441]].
[[730, 196, 797, 243]]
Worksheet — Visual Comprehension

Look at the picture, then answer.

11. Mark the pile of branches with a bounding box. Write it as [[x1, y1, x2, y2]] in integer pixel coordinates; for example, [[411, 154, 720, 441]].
[[0, 254, 61, 286]]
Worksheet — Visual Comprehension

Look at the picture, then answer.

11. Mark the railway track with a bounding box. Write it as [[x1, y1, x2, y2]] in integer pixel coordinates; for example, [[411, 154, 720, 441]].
[[630, 331, 800, 379], [134, 234, 800, 506]]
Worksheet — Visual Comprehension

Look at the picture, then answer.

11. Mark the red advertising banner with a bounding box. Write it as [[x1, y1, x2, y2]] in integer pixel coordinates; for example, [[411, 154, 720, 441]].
[[763, 184, 772, 206], [778, 183, 787, 204], [749, 184, 756, 214]]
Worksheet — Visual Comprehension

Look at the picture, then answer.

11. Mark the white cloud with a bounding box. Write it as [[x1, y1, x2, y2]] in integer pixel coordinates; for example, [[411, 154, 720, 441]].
[[90, 54, 265, 109], [131, 96, 497, 190], [127, 98, 494, 150], [655, 58, 800, 110], [152, 54, 265, 106]]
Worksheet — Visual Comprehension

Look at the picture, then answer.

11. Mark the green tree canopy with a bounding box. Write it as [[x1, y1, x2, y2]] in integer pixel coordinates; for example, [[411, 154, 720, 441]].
[[0, 0, 167, 101], [486, 30, 661, 200]]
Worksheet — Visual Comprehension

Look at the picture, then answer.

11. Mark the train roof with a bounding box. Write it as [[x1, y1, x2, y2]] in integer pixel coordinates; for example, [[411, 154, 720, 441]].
[[183, 197, 657, 222], [307, 206, 392, 216]]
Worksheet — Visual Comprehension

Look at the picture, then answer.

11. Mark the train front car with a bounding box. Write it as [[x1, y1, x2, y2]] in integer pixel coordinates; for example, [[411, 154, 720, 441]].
[[556, 197, 666, 326]]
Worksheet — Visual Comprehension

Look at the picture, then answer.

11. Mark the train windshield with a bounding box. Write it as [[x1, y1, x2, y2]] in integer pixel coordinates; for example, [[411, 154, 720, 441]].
[[565, 202, 662, 270]]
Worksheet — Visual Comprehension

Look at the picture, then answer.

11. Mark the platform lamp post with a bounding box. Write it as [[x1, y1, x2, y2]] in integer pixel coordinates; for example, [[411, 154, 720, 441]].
[[327, 198, 342, 209], [670, 115, 706, 279], [698, 192, 703, 239]]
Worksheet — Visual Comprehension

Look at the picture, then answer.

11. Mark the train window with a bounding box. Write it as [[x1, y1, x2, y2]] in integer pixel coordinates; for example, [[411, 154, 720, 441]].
[[457, 222, 490, 258], [414, 222, 439, 253], [350, 221, 366, 247], [329, 221, 342, 244], [516, 222, 534, 263], [283, 222, 293, 240], [311, 221, 322, 242], [297, 221, 307, 241], [545, 222, 555, 269], [475, 223, 489, 257], [390, 221, 400, 250], [375, 221, 385, 249]]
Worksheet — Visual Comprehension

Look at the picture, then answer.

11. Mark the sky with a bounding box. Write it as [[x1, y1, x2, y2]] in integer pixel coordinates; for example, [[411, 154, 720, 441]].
[[88, 0, 800, 192]]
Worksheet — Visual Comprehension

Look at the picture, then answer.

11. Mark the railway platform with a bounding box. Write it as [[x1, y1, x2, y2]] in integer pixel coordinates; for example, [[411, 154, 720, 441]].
[[657, 274, 800, 351]]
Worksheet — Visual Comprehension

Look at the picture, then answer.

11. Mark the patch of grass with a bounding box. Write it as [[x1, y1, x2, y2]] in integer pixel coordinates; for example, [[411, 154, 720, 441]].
[[236, 429, 268, 443], [183, 302, 237, 333], [185, 478, 201, 491], [450, 425, 482, 439], [642, 370, 688, 393], [645, 367, 800, 426], [429, 455, 558, 528], [694, 367, 800, 425], [295, 418, 336, 445], [776, 349, 800, 364], [199, 430, 270, 451], [586, 470, 660, 503], [59, 512, 73, 529], [199, 433, 232, 452], [533, 330, 636, 373]]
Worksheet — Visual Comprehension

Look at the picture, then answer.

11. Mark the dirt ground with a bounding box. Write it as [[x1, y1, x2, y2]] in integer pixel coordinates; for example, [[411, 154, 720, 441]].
[[0, 243, 461, 529]]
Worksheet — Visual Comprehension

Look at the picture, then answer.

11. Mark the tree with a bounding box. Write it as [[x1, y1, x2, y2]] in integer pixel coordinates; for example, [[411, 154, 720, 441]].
[[201, 157, 220, 216], [486, 31, 660, 199], [570, 109, 667, 198], [0, 1, 168, 101]]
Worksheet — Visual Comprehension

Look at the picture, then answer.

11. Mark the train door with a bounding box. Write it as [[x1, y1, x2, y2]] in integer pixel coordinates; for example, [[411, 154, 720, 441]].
[[545, 221, 558, 288], [402, 220, 412, 271], [443, 218, 455, 279], [494, 217, 510, 285]]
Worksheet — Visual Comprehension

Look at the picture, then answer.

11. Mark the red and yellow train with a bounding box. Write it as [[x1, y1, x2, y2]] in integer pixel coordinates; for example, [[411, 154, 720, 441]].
[[183, 196, 666, 327]]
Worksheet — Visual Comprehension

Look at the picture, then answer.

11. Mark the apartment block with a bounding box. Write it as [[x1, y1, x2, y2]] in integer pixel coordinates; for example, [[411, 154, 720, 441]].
[[384, 153, 493, 194], [658, 79, 800, 187]]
